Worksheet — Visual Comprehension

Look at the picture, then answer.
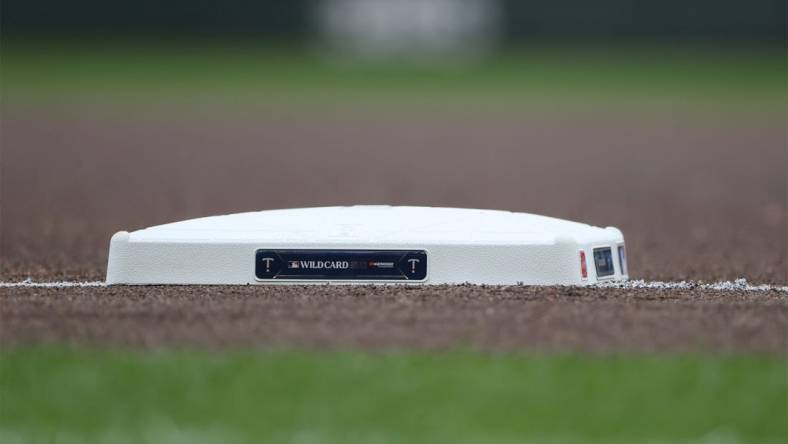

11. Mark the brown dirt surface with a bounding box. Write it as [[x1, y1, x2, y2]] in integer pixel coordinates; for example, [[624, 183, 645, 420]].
[[1, 106, 786, 351], [2, 285, 786, 353]]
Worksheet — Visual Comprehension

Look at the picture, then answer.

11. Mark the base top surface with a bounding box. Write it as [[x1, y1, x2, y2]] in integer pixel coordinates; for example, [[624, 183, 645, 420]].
[[127, 206, 619, 245]]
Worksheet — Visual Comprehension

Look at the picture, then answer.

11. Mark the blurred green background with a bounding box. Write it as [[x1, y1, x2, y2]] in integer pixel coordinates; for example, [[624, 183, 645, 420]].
[[2, 44, 782, 110], [2, 0, 783, 109]]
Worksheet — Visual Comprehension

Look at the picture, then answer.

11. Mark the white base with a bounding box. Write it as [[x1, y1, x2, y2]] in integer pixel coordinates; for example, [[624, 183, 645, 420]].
[[106, 206, 628, 285]]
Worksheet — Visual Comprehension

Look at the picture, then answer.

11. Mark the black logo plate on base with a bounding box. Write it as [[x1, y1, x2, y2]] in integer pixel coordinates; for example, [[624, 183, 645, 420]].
[[255, 250, 427, 281]]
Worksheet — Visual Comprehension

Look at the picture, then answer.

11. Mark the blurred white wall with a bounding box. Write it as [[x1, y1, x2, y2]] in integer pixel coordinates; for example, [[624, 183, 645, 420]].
[[315, 0, 501, 60]]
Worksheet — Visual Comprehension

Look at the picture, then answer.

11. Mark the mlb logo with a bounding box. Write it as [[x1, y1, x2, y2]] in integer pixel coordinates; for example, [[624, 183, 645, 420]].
[[288, 261, 300, 269]]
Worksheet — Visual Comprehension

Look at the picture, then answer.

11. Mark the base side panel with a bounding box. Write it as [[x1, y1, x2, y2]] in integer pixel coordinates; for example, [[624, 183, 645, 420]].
[[106, 235, 624, 285]]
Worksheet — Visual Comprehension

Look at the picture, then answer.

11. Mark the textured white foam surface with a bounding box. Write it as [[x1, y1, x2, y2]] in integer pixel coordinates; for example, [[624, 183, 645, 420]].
[[106, 206, 628, 285]]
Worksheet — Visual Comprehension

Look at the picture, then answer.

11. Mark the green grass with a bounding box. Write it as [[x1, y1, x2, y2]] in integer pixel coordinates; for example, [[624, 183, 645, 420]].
[[1, 348, 786, 443], [1, 43, 783, 109]]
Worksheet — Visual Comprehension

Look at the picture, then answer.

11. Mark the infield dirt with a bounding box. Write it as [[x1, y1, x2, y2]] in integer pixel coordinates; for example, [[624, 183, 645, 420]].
[[1, 106, 786, 351], [2, 285, 787, 353]]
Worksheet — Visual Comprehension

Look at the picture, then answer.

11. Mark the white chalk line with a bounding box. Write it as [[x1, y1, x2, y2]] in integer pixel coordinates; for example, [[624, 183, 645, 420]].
[[593, 278, 788, 293], [0, 277, 786, 292], [0, 278, 107, 288]]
